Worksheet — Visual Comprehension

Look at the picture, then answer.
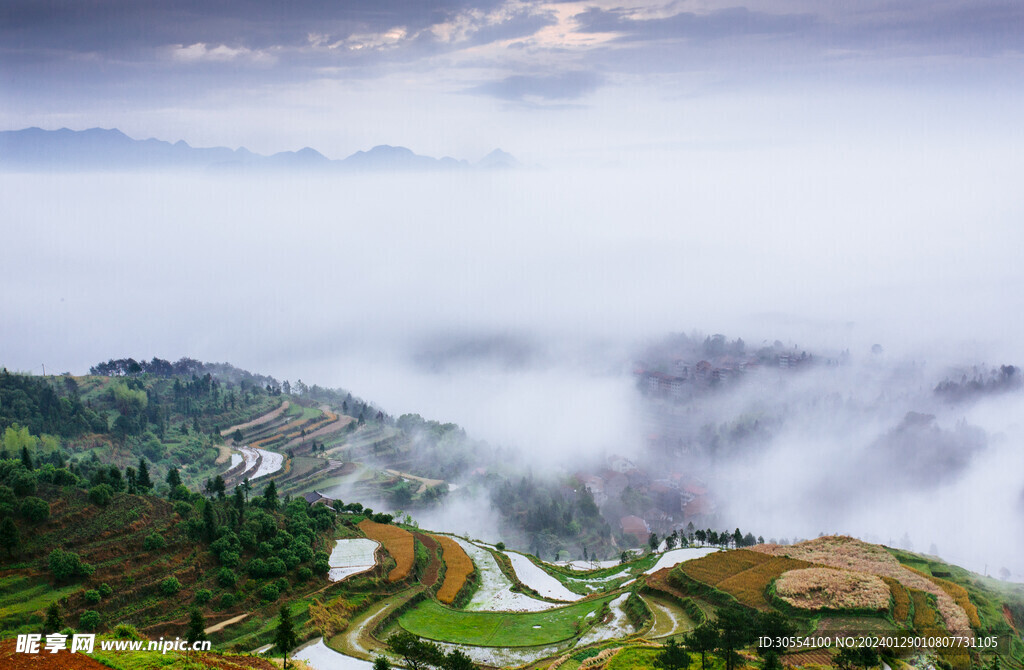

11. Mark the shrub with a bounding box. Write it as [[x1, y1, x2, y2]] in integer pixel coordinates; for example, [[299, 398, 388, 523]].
[[98, 583, 112, 597], [259, 583, 279, 601], [217, 567, 237, 588], [173, 500, 192, 517], [281, 551, 300, 570], [296, 567, 313, 582], [220, 593, 236, 608], [143, 533, 166, 550], [88, 484, 113, 507], [51, 468, 78, 486], [79, 610, 101, 631], [219, 550, 240, 568], [246, 558, 267, 578], [294, 543, 313, 563], [265, 557, 287, 577], [160, 576, 181, 596], [313, 559, 330, 575], [113, 624, 142, 641], [83, 589, 101, 605], [0, 485, 15, 504], [19, 496, 50, 523], [12, 470, 37, 496], [194, 589, 212, 605], [48, 549, 94, 582]]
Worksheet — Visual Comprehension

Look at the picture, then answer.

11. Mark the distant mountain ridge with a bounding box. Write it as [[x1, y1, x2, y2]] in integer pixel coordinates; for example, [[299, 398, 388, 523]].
[[0, 127, 519, 172]]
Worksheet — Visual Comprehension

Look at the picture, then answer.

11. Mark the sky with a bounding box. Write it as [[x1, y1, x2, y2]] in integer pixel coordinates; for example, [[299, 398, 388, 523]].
[[2, 2, 1024, 574], [3, 1, 1024, 162]]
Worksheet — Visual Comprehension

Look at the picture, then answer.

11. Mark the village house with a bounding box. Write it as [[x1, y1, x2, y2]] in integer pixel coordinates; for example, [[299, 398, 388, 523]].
[[619, 515, 650, 545]]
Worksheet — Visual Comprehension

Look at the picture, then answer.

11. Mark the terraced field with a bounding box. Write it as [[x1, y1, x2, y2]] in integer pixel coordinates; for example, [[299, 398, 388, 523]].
[[358, 519, 414, 582], [397, 595, 616, 647], [435, 535, 474, 604]]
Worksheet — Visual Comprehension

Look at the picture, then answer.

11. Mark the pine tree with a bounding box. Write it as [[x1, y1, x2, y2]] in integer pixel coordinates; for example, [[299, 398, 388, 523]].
[[166, 467, 182, 489], [137, 458, 153, 492], [263, 481, 279, 511], [21, 444, 33, 470], [185, 606, 207, 645], [44, 602, 63, 633], [274, 605, 298, 668]]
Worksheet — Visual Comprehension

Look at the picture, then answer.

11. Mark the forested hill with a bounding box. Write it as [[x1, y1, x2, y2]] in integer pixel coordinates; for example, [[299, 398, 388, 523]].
[[1, 358, 620, 562]]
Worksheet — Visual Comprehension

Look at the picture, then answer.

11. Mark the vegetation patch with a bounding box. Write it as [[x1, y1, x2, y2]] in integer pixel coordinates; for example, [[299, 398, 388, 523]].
[[397, 595, 615, 647], [774, 567, 890, 612], [752, 536, 972, 634], [679, 549, 771, 586], [882, 576, 912, 625]]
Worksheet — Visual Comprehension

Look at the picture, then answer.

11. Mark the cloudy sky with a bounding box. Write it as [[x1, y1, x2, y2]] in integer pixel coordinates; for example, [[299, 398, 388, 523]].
[[3, 1, 1023, 161]]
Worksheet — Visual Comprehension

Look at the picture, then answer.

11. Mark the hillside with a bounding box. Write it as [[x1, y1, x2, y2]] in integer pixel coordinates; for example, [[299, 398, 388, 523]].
[[1, 363, 1022, 670]]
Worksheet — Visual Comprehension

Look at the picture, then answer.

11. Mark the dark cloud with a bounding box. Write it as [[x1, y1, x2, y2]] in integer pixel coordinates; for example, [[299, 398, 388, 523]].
[[574, 6, 816, 42], [470, 71, 603, 102], [0, 0, 505, 55], [573, 3, 1024, 59]]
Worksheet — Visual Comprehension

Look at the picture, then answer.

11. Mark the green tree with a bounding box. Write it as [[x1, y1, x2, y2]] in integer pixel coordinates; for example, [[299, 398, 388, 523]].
[[683, 625, 719, 670], [137, 458, 152, 492], [144, 532, 166, 550], [89, 483, 113, 506], [387, 631, 445, 670], [48, 548, 94, 582], [655, 638, 692, 670], [21, 444, 33, 470], [0, 517, 22, 556], [166, 467, 182, 489], [763, 651, 783, 670], [373, 657, 393, 670], [160, 576, 182, 596], [714, 607, 757, 670], [212, 475, 226, 499], [444, 648, 477, 670], [274, 605, 298, 669], [79, 610, 101, 631], [649, 532, 660, 552], [44, 602, 63, 633], [185, 606, 207, 645], [232, 429, 243, 444], [263, 481, 279, 511], [20, 496, 50, 522]]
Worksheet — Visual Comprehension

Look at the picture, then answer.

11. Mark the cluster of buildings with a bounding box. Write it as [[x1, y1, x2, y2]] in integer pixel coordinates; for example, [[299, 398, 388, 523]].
[[637, 350, 813, 400], [575, 456, 719, 546]]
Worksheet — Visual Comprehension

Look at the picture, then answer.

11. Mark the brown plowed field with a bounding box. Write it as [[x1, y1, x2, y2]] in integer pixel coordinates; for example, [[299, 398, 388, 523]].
[[0, 641, 112, 670]]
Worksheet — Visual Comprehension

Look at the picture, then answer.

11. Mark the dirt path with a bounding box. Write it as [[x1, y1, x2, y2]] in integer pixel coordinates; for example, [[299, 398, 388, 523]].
[[642, 593, 694, 638], [205, 612, 249, 634], [281, 415, 352, 451], [384, 469, 444, 495], [645, 568, 716, 622], [215, 444, 234, 465], [220, 401, 290, 436], [328, 587, 425, 660]]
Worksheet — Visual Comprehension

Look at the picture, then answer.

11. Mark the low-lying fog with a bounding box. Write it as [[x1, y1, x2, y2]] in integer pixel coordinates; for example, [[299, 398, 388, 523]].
[[3, 143, 1023, 577]]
